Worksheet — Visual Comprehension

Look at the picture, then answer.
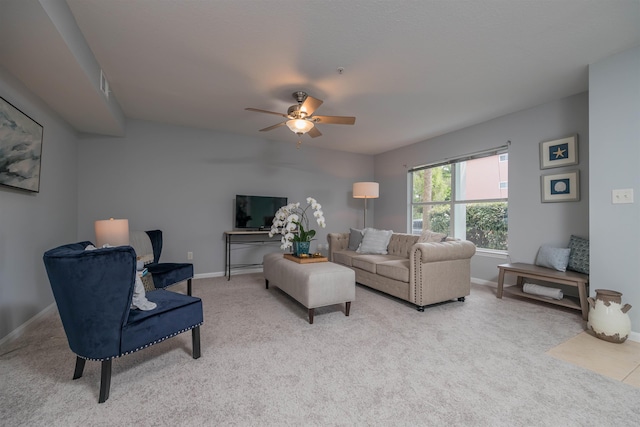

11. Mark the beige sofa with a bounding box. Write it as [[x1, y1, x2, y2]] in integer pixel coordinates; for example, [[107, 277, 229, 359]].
[[327, 232, 476, 311]]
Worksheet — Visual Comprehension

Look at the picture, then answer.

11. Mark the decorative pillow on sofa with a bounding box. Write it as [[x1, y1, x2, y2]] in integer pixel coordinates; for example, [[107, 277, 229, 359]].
[[535, 245, 570, 272], [357, 228, 393, 254], [348, 228, 364, 251], [567, 235, 589, 274], [417, 230, 448, 243]]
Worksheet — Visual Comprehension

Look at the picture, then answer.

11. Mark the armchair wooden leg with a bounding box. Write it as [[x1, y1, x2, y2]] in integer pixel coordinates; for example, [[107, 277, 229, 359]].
[[187, 278, 193, 296], [192, 326, 201, 359], [98, 360, 112, 403], [73, 356, 86, 380]]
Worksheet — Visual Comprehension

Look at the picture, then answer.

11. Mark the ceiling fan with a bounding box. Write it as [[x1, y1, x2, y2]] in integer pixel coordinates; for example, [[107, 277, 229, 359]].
[[245, 91, 355, 146]]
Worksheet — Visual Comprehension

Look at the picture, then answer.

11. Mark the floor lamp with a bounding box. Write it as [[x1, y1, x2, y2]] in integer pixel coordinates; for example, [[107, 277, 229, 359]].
[[353, 182, 379, 228]]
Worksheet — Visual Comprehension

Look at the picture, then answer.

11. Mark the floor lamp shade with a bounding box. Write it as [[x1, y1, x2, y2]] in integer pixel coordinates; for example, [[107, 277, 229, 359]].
[[95, 218, 130, 247], [353, 182, 379, 228], [353, 182, 379, 199]]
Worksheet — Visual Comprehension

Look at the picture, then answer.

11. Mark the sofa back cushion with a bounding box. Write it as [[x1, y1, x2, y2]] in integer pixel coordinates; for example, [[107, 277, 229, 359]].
[[387, 233, 420, 258]]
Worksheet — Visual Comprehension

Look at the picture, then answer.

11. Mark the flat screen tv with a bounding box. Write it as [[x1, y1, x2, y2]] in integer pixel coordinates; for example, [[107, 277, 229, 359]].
[[235, 195, 288, 230]]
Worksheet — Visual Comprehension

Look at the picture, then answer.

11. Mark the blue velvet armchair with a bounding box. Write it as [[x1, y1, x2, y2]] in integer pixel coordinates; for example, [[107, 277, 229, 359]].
[[144, 230, 194, 295], [43, 241, 203, 403]]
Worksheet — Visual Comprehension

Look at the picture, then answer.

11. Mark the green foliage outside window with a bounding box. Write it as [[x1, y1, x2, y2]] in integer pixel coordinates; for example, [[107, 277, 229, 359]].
[[427, 202, 508, 250]]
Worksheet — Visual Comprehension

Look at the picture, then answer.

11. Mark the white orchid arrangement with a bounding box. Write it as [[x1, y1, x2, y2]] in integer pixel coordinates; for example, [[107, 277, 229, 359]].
[[269, 197, 326, 250]]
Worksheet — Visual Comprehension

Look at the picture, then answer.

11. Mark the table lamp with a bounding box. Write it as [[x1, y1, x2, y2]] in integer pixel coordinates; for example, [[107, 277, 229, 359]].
[[95, 218, 130, 247]]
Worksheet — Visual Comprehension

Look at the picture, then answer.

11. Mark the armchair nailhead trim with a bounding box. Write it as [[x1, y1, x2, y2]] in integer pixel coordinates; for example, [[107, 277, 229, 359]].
[[77, 322, 203, 362]]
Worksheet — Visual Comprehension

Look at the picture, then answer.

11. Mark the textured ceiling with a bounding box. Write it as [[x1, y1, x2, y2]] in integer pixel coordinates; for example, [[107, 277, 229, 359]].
[[2, 0, 639, 154]]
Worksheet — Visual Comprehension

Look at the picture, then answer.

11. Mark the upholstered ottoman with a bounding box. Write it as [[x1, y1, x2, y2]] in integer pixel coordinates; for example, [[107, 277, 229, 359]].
[[263, 252, 355, 324]]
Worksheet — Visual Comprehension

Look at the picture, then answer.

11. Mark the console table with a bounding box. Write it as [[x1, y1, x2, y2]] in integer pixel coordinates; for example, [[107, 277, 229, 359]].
[[224, 231, 281, 280]]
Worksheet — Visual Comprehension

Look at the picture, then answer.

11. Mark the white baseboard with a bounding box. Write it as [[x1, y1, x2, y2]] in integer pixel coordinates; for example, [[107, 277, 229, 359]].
[[470, 277, 639, 343], [194, 267, 264, 280], [471, 277, 497, 287], [0, 302, 57, 348]]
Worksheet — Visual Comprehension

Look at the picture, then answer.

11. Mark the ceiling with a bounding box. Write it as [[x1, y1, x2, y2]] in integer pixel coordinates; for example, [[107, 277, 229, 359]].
[[1, 1, 639, 155]]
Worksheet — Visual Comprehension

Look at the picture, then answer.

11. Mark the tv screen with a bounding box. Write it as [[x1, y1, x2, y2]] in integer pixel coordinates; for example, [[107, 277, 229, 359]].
[[235, 195, 288, 230]]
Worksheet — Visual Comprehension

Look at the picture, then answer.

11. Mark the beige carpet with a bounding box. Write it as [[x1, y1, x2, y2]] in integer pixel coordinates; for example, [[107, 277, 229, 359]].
[[2, 273, 640, 426]]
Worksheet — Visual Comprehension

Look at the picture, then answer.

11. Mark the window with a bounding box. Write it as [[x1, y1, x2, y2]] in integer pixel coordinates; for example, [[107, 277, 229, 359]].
[[410, 147, 508, 251]]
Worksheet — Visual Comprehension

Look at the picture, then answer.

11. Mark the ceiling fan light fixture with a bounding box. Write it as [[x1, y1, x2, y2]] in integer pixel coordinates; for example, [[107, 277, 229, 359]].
[[286, 119, 314, 134]]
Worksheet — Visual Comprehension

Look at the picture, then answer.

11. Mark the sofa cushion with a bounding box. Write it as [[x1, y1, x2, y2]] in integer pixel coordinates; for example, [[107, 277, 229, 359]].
[[535, 245, 570, 272], [348, 228, 364, 251], [357, 228, 393, 254], [376, 259, 410, 282], [332, 250, 358, 267], [352, 254, 404, 274]]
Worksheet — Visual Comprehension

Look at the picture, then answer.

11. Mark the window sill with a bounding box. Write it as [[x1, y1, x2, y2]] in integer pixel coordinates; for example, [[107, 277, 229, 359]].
[[475, 249, 509, 259]]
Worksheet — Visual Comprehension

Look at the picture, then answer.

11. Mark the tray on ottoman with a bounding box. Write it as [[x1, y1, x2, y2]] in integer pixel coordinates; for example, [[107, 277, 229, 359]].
[[283, 254, 328, 264]]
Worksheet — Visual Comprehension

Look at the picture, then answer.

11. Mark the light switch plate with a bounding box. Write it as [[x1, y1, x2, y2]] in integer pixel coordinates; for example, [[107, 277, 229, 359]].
[[612, 188, 634, 204]]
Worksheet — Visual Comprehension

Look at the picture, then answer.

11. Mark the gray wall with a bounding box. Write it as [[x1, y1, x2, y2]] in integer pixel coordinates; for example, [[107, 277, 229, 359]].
[[374, 92, 589, 283], [76, 119, 373, 276], [589, 46, 639, 333], [0, 67, 79, 340]]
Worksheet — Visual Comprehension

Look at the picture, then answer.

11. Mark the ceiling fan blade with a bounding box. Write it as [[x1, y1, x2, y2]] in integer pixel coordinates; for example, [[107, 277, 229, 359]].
[[312, 115, 356, 125], [308, 126, 322, 138], [245, 108, 288, 118], [300, 95, 323, 116], [259, 122, 286, 132]]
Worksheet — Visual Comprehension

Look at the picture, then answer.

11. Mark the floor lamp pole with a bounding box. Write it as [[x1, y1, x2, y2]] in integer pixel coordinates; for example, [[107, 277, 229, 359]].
[[363, 198, 368, 228]]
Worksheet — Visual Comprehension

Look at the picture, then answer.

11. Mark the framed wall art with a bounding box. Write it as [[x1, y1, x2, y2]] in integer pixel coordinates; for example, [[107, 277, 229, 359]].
[[539, 134, 578, 169], [541, 170, 580, 203], [0, 96, 44, 193]]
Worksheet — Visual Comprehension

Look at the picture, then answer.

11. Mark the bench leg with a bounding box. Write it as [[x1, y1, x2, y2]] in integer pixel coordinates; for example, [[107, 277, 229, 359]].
[[577, 282, 588, 321], [497, 268, 506, 298], [265, 279, 269, 289], [345, 301, 351, 316], [308, 308, 314, 324]]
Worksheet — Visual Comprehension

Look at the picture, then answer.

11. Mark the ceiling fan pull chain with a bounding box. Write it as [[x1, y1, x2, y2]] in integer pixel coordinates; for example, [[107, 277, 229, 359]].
[[296, 139, 302, 149]]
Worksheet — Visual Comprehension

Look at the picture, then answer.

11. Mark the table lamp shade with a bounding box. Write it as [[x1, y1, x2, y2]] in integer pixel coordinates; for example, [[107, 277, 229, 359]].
[[95, 218, 130, 247], [353, 182, 379, 199]]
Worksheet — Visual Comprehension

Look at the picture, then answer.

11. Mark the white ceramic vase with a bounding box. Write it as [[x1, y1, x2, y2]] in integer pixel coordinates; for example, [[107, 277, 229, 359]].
[[587, 289, 632, 344]]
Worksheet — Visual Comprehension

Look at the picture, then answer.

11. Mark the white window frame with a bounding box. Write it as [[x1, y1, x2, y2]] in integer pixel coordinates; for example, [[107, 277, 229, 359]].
[[409, 145, 508, 252]]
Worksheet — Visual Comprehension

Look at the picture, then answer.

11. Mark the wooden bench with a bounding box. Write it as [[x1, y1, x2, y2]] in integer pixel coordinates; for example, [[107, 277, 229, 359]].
[[497, 262, 589, 320]]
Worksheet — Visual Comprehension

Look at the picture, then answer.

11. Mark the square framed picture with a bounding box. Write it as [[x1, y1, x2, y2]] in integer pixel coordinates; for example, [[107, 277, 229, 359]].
[[541, 170, 580, 203], [539, 134, 578, 169], [0, 96, 44, 192]]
